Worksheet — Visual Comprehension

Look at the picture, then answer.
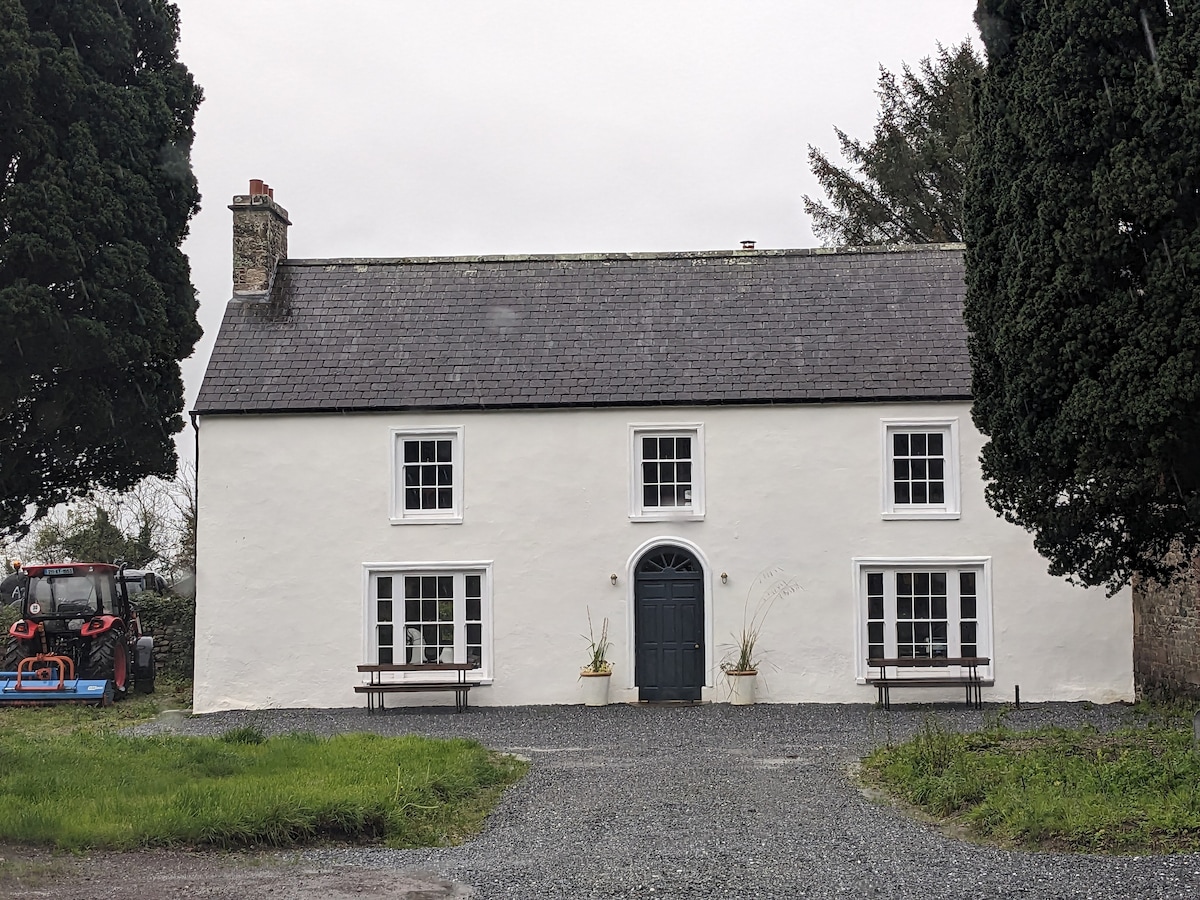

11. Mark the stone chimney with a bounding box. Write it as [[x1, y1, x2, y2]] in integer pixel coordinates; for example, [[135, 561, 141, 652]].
[[229, 179, 291, 299]]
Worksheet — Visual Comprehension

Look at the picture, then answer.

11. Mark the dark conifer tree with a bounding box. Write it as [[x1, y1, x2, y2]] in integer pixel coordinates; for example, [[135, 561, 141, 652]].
[[0, 0, 203, 536], [965, 0, 1200, 591], [804, 41, 982, 246]]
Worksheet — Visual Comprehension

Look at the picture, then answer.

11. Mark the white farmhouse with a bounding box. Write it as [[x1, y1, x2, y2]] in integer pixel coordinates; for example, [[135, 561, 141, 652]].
[[191, 183, 1133, 712]]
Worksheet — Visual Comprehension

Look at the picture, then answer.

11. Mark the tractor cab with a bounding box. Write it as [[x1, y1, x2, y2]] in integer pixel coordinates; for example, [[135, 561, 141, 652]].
[[21, 564, 126, 630]]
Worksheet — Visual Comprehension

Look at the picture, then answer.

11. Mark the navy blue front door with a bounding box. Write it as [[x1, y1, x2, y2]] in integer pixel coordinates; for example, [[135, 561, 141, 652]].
[[635, 546, 704, 701]]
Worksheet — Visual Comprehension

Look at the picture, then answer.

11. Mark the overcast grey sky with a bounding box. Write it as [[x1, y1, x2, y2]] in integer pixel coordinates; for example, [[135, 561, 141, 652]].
[[173, 1, 979, 433]]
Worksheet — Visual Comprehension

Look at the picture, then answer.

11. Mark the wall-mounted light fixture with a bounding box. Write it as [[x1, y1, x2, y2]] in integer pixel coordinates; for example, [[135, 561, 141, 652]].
[[610, 573, 618, 585], [720, 572, 728, 584]]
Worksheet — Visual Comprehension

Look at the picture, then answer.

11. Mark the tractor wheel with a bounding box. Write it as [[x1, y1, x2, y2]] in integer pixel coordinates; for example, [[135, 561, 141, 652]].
[[5, 639, 37, 672], [134, 643, 156, 694], [86, 630, 129, 697]]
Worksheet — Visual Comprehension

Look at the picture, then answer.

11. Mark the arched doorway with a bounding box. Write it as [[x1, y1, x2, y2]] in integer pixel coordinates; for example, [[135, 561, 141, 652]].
[[634, 545, 704, 701]]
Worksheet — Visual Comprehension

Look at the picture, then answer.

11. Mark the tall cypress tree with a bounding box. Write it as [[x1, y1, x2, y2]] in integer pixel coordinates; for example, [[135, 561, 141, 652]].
[[965, 0, 1200, 592], [0, 0, 203, 536]]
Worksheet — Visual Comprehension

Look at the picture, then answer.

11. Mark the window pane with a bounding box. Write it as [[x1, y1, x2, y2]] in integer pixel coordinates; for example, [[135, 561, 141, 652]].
[[928, 433, 943, 455], [894, 483, 911, 504], [377, 577, 393, 600], [867, 596, 883, 620], [660, 485, 677, 506], [467, 624, 482, 644], [911, 433, 927, 455], [676, 437, 691, 459], [465, 575, 481, 596], [439, 625, 455, 644], [377, 599, 392, 622], [643, 437, 658, 460], [897, 623, 913, 643], [929, 459, 944, 480], [644, 485, 658, 507], [893, 433, 909, 455], [437, 465, 453, 485], [421, 487, 436, 508], [438, 488, 453, 508], [868, 622, 884, 643], [467, 596, 481, 620], [961, 596, 977, 619], [405, 577, 421, 599], [405, 598, 420, 620], [960, 572, 976, 594], [867, 572, 883, 595], [420, 440, 436, 463], [911, 459, 927, 480], [897, 572, 912, 594], [931, 573, 946, 594], [643, 461, 658, 484], [660, 462, 676, 483], [404, 441, 420, 463], [961, 622, 977, 643], [677, 462, 692, 482], [405, 487, 421, 509], [379, 647, 393, 664], [915, 596, 929, 619], [422, 599, 436, 620], [932, 596, 946, 619], [377, 625, 393, 646], [912, 483, 928, 503], [915, 572, 930, 594], [437, 576, 453, 598], [929, 483, 945, 504], [436, 440, 452, 463]]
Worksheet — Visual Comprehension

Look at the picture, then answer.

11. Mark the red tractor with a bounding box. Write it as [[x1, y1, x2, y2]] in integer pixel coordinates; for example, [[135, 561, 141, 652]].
[[6, 563, 155, 701]]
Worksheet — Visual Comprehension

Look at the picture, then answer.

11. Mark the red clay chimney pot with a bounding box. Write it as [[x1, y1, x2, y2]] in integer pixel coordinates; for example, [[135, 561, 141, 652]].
[[249, 179, 265, 195]]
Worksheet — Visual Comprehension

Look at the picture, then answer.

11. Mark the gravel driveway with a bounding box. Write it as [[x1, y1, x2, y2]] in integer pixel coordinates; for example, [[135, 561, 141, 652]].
[[112, 701, 1200, 899]]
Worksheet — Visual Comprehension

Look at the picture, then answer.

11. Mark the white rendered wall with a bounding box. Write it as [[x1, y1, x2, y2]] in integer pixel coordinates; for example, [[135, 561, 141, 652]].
[[193, 403, 1133, 711]]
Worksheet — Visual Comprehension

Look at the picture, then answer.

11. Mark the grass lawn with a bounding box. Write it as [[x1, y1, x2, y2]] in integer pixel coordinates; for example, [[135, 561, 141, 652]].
[[862, 706, 1200, 853], [0, 681, 527, 850]]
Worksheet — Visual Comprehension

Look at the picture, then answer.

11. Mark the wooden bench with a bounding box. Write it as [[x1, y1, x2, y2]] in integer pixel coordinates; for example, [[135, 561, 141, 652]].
[[866, 657, 990, 710], [355, 663, 478, 712]]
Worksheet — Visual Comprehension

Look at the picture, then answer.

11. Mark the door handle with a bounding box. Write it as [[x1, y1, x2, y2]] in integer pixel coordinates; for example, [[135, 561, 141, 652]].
[[694, 643, 701, 649]]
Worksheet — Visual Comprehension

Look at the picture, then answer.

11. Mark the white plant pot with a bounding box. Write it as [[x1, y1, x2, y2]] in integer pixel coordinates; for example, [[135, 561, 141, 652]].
[[726, 671, 757, 705], [580, 671, 612, 706]]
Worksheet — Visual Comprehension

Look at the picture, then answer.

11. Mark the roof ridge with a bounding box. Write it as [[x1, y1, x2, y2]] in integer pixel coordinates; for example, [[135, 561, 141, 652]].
[[280, 243, 965, 267]]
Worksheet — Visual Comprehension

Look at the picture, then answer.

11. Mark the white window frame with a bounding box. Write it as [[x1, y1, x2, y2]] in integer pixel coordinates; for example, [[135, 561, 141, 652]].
[[881, 418, 961, 519], [629, 423, 705, 521], [362, 561, 494, 683], [852, 556, 993, 682], [390, 426, 464, 524]]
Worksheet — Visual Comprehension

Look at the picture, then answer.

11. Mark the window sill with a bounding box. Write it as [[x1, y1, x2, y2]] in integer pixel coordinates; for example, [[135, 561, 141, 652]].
[[881, 510, 961, 521], [389, 515, 464, 526], [630, 511, 705, 523]]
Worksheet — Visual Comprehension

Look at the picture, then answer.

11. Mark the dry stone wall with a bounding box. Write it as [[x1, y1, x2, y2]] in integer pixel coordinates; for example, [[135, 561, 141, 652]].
[[1133, 556, 1200, 699]]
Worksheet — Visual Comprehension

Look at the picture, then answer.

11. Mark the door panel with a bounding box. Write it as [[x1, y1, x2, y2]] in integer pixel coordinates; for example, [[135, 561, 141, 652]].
[[635, 550, 704, 702]]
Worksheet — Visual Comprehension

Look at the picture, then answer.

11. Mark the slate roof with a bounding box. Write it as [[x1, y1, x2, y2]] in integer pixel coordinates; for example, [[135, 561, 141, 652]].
[[193, 244, 970, 415]]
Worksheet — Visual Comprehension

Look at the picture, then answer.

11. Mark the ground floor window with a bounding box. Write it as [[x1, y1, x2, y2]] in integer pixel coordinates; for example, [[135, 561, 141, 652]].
[[366, 563, 491, 679], [854, 557, 991, 680]]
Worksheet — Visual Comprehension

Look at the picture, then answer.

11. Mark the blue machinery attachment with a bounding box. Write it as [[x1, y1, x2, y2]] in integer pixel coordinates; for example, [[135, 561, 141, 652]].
[[0, 655, 113, 706]]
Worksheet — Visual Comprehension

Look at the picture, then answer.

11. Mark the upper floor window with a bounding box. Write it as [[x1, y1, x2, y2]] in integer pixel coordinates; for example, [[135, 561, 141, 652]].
[[881, 419, 960, 519], [630, 424, 705, 521], [391, 427, 463, 524]]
